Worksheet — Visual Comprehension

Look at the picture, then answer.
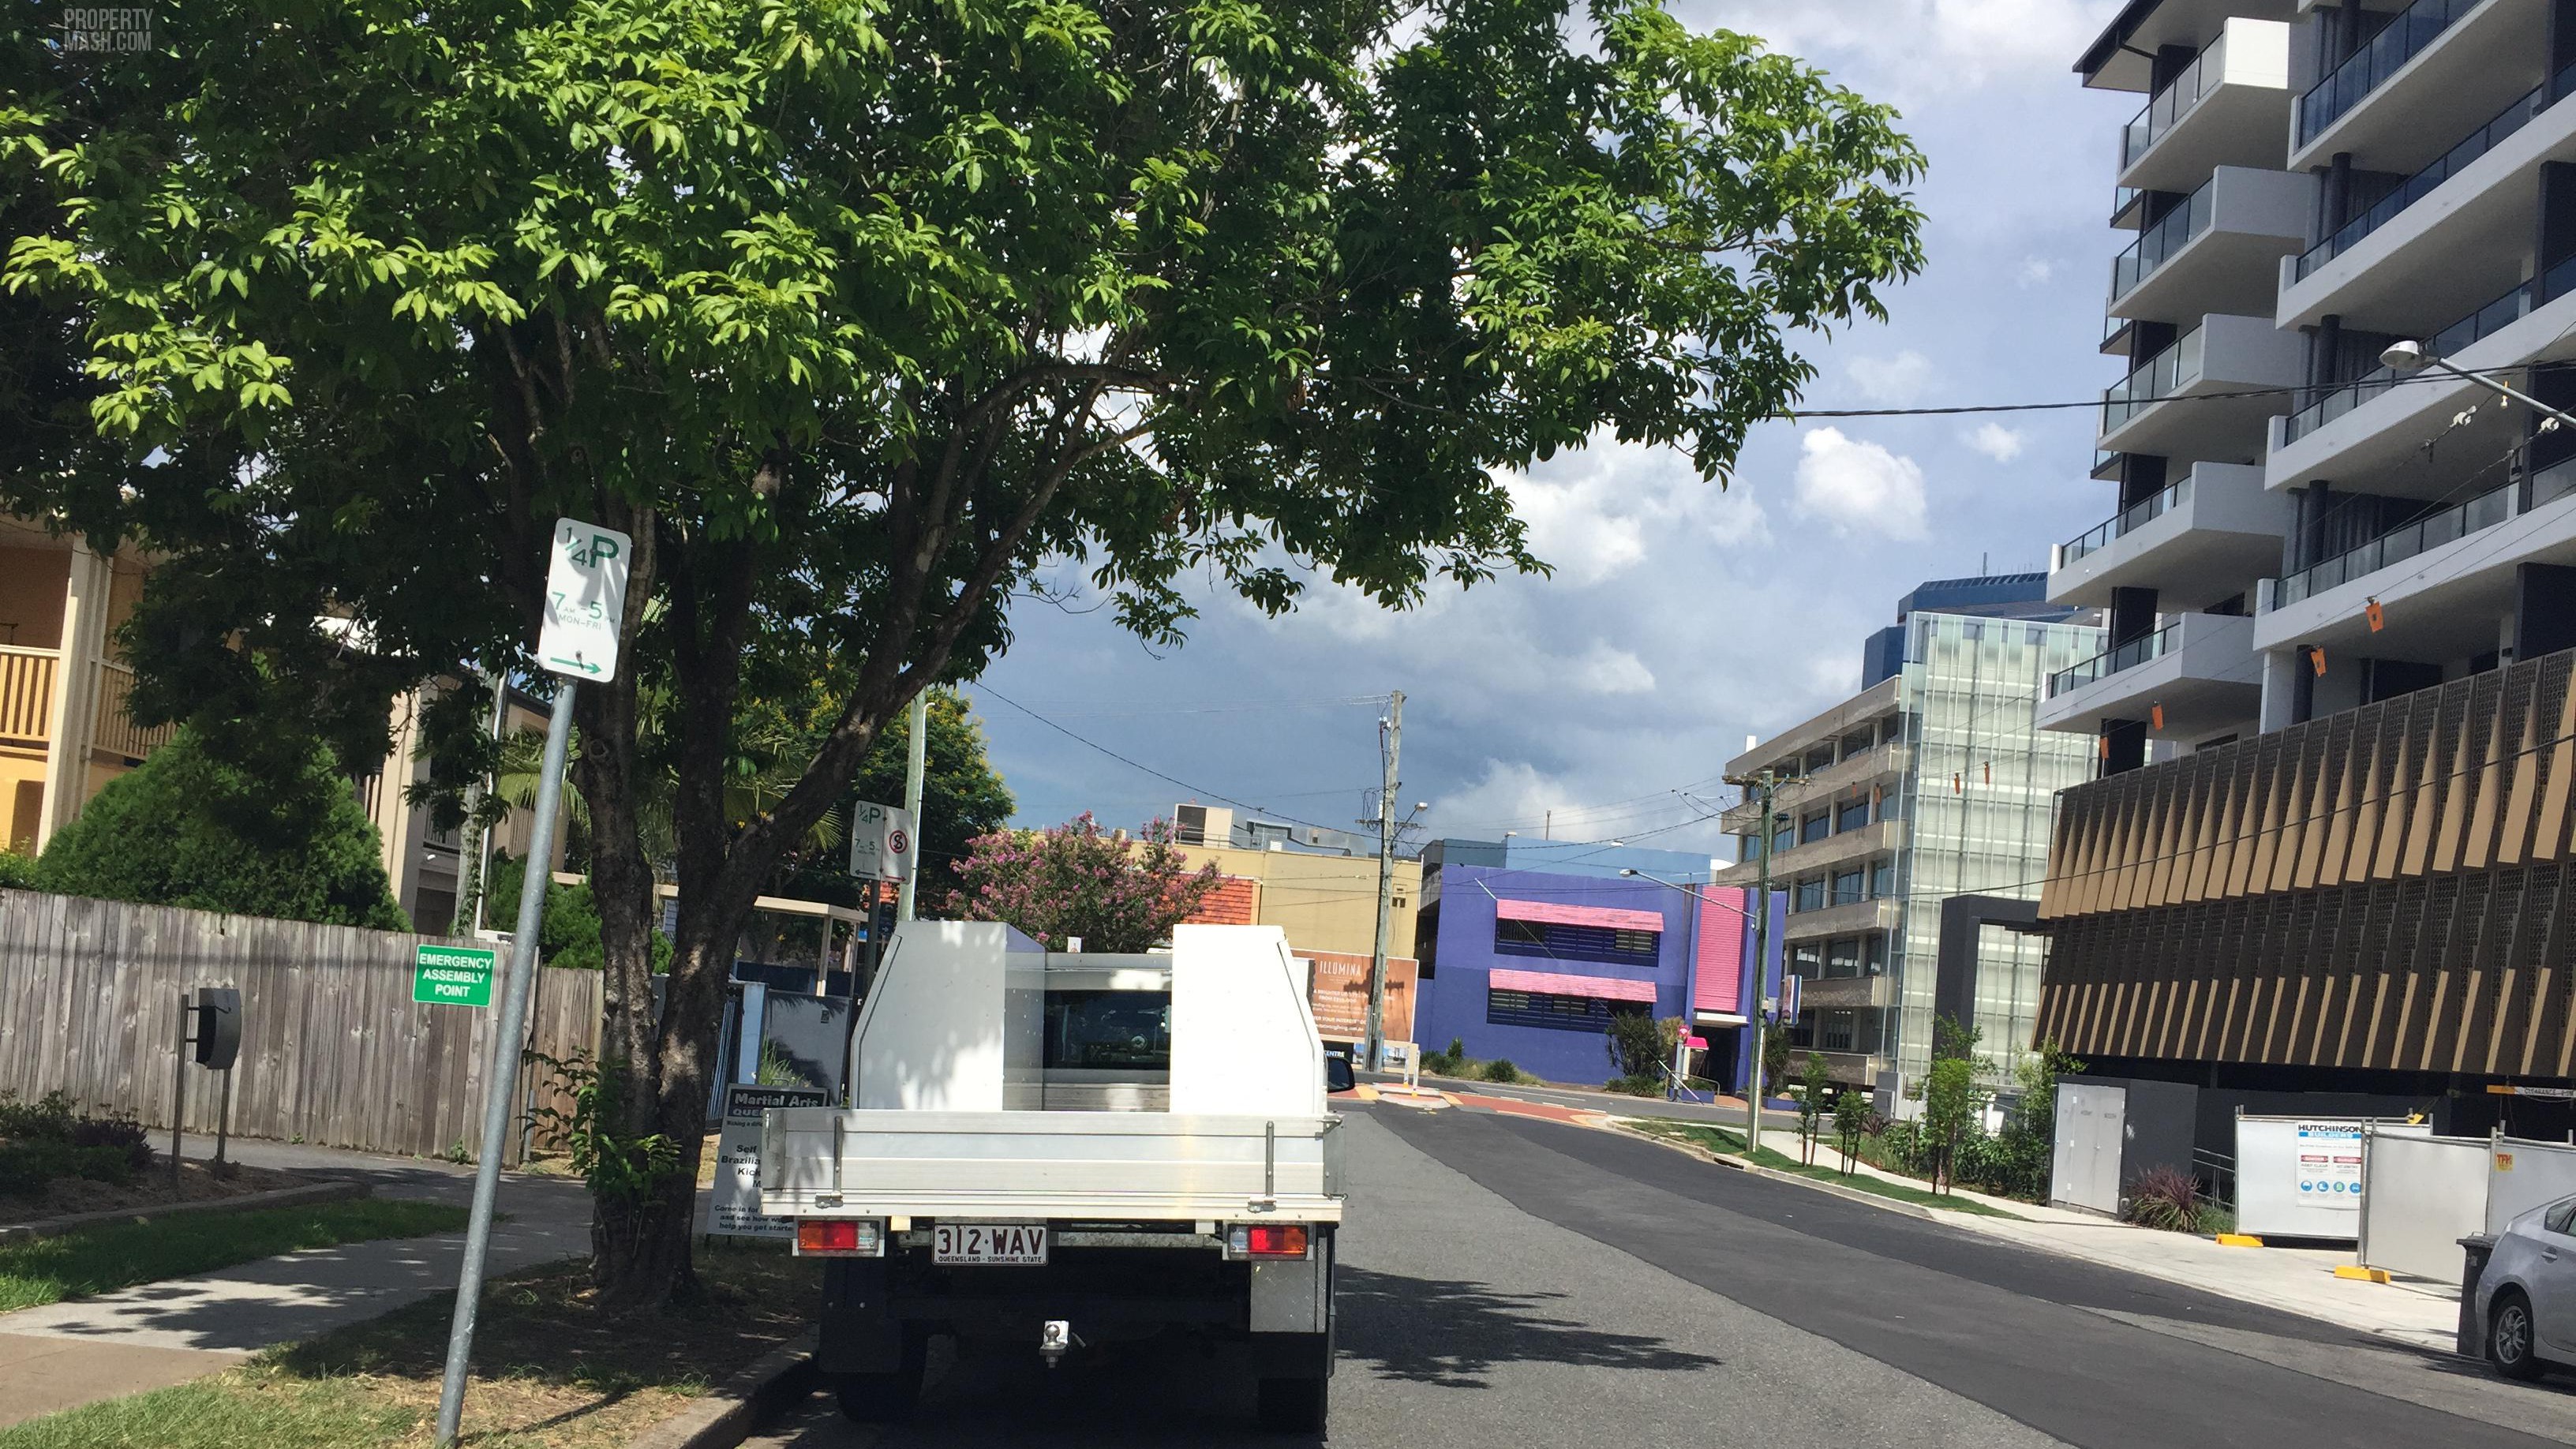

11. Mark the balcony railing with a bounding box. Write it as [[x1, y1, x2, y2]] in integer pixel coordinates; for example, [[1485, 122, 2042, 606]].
[[2297, 0, 2482, 148], [2110, 179, 2212, 303], [0, 646, 57, 746], [2297, 66, 2571, 282], [2282, 254, 2576, 445], [2049, 620, 2181, 698], [2064, 475, 2192, 565], [92, 661, 176, 762], [2268, 460, 2576, 608], [2124, 32, 2229, 169], [2101, 324, 2204, 435]]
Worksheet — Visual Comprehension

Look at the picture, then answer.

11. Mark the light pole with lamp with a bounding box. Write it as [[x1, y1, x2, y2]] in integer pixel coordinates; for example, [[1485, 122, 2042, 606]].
[[1620, 859, 1780, 1159], [2379, 341, 2576, 432]]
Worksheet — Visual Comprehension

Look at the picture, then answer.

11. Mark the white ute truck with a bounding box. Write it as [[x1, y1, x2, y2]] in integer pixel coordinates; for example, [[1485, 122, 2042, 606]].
[[759, 922, 1354, 1431]]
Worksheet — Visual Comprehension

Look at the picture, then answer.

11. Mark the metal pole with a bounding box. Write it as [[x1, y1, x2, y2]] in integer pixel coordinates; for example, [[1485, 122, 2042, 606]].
[[169, 990, 189, 1189], [897, 691, 928, 921], [435, 680, 577, 1448], [214, 1065, 232, 1177], [1364, 691, 1403, 1073], [1749, 773, 1773, 1160], [461, 667, 507, 937]]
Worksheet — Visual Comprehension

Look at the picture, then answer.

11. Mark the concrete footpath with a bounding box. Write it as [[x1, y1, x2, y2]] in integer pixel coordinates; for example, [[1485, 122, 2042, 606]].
[[0, 1140, 590, 1428]]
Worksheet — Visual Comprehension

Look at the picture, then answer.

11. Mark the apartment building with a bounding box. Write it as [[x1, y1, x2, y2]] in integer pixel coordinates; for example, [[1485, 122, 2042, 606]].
[[1717, 577, 2102, 1088], [2034, 0, 2576, 1101]]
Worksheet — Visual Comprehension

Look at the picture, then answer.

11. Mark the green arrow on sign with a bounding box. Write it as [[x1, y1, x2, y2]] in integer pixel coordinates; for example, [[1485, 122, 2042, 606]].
[[544, 657, 603, 676]]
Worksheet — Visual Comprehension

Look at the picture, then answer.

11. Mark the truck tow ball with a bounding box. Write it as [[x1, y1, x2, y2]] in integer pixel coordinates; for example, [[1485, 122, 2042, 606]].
[[1040, 1320, 1076, 1369]]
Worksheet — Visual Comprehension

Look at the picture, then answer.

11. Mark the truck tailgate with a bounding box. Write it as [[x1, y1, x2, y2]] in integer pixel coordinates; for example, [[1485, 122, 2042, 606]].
[[760, 1108, 1346, 1223]]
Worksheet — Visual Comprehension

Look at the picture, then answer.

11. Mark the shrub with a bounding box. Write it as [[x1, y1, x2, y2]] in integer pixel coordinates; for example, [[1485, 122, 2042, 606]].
[[0, 1140, 138, 1195], [0, 849, 37, 889], [0, 1089, 75, 1140], [1604, 1013, 1677, 1080], [33, 727, 406, 929], [2122, 1165, 2202, 1233], [0, 1091, 155, 1179], [1421, 1039, 1467, 1076], [1605, 1073, 1664, 1097], [1481, 1058, 1519, 1084], [68, 1114, 154, 1174]]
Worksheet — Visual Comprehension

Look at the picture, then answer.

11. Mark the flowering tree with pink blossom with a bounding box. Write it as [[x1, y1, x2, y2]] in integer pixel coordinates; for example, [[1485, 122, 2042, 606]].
[[940, 814, 1222, 953]]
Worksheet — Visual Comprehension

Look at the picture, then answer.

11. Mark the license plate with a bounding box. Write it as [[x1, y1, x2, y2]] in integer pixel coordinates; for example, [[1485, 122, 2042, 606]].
[[932, 1222, 1048, 1266]]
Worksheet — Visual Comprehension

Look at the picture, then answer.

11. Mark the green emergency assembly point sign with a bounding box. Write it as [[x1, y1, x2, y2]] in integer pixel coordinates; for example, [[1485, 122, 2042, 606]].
[[414, 944, 497, 1008]]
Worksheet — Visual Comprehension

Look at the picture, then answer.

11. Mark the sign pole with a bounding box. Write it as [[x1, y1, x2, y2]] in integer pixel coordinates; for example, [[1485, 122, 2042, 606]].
[[897, 692, 928, 922], [436, 516, 625, 1449], [433, 680, 575, 1446]]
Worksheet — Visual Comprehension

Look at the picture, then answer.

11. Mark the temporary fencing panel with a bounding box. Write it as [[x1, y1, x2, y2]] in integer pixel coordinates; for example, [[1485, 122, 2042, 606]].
[[2485, 1136, 2576, 1234], [2356, 1130, 2488, 1282], [2235, 1114, 2430, 1240]]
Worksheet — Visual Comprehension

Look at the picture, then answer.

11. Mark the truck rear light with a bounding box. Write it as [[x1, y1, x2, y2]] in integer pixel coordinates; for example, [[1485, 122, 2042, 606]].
[[1226, 1223, 1310, 1259], [796, 1219, 885, 1256]]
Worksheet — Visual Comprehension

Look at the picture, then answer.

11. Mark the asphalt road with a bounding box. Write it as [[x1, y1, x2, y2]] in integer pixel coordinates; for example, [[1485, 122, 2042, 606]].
[[745, 1103, 2576, 1447]]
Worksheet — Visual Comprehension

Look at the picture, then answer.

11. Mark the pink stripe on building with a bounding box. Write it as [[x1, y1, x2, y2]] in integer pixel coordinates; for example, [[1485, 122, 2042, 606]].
[[1492, 897, 1664, 934], [1488, 968, 1659, 1002], [1693, 885, 1750, 1015]]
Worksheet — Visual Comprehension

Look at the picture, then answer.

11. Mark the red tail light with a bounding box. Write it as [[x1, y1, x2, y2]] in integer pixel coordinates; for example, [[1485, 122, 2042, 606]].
[[796, 1219, 883, 1256], [1230, 1223, 1309, 1258]]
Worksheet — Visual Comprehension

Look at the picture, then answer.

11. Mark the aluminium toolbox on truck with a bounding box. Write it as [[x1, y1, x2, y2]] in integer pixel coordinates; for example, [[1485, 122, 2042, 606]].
[[759, 921, 1348, 1431]]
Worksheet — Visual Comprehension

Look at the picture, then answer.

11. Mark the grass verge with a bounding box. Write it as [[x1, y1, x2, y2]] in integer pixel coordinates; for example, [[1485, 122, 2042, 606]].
[[1620, 1118, 2023, 1219], [0, 1199, 471, 1312], [0, 1245, 820, 1449]]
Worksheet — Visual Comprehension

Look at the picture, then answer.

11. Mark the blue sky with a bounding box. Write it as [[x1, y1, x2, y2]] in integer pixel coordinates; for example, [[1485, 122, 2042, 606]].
[[965, 0, 2135, 856]]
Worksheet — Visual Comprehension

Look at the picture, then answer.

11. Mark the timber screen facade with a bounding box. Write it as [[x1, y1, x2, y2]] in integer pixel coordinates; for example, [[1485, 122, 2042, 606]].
[[2035, 647, 2576, 1081]]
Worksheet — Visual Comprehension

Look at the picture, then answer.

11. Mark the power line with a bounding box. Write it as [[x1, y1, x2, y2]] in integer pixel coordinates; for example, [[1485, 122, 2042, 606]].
[[977, 684, 1360, 836]]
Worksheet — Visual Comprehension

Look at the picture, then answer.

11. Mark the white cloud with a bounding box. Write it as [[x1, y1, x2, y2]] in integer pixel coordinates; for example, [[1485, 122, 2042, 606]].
[[2016, 256, 2057, 288], [1844, 350, 1934, 405], [1793, 428, 1929, 539], [1503, 433, 1769, 586], [1570, 642, 1657, 696], [1686, 1, 2121, 96], [1964, 422, 2027, 462]]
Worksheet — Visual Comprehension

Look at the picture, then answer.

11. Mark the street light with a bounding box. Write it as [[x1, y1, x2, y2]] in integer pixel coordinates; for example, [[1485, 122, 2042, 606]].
[[2379, 340, 2576, 432]]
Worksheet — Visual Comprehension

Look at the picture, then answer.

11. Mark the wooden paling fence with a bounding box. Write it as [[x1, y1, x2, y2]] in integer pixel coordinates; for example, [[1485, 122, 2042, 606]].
[[0, 889, 600, 1163]]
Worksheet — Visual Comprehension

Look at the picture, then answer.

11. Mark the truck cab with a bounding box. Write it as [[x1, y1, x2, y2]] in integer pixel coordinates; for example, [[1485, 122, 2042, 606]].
[[761, 922, 1349, 1432]]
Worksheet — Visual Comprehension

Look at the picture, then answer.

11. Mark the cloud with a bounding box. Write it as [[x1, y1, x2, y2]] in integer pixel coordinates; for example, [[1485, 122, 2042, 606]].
[[1792, 428, 1929, 539], [1503, 433, 1770, 586], [1687, 1, 2121, 96], [1964, 422, 2027, 462], [1844, 350, 1934, 405], [2016, 256, 2058, 288], [1570, 642, 1657, 695]]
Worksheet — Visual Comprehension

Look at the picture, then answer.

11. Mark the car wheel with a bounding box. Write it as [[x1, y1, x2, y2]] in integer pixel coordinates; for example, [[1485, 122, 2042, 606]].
[[2488, 1289, 2548, 1382], [1256, 1376, 1327, 1435]]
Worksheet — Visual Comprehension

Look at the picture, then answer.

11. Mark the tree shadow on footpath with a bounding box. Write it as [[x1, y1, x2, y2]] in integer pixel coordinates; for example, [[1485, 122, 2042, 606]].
[[1335, 1266, 1724, 1389]]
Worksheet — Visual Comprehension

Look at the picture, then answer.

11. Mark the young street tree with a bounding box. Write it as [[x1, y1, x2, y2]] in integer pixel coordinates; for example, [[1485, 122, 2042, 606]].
[[942, 813, 1219, 953], [5, 0, 1924, 1305]]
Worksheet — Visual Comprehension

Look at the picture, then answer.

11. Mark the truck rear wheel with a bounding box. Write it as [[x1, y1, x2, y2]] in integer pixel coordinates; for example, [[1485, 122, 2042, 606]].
[[834, 1335, 928, 1423], [1256, 1376, 1327, 1434]]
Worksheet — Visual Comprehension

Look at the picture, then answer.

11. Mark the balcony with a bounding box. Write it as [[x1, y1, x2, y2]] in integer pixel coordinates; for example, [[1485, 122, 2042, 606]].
[[2268, 257, 2576, 496], [2117, 20, 2293, 195], [2108, 167, 2309, 323], [1719, 746, 1911, 835], [2294, 0, 2533, 173], [2047, 463, 2290, 609], [1713, 820, 1905, 887], [92, 661, 176, 762], [2034, 612, 2260, 739], [2254, 459, 2576, 664], [2097, 315, 2304, 462], [2293, 64, 2575, 288], [1784, 898, 1900, 945], [1799, 974, 1896, 1011], [0, 646, 56, 747]]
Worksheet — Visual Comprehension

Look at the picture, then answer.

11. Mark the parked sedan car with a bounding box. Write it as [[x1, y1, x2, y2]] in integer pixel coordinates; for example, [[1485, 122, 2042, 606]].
[[2481, 1193, 2576, 1380]]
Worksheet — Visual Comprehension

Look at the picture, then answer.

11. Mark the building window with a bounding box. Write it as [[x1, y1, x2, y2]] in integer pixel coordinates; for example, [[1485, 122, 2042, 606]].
[[1804, 747, 1834, 774], [1864, 934, 1889, 975], [1485, 988, 1649, 1034], [1840, 728, 1874, 760], [1825, 938, 1862, 979], [1830, 869, 1864, 906], [1789, 942, 1823, 979], [1836, 797, 1870, 833], [1493, 916, 1661, 967], [1794, 878, 1825, 913], [1800, 811, 1829, 844], [1871, 859, 1895, 897], [1772, 822, 1794, 856], [1821, 1010, 1855, 1051]]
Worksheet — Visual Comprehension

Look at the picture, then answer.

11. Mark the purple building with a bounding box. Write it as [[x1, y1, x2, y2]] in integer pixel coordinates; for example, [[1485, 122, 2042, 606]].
[[1412, 842, 1784, 1089]]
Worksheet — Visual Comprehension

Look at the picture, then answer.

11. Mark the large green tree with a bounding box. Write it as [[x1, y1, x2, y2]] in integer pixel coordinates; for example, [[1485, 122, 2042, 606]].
[[4, 0, 1924, 1304]]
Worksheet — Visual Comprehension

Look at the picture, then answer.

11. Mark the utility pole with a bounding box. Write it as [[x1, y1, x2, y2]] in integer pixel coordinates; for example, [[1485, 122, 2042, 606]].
[[1722, 767, 1784, 1162], [1363, 691, 1404, 1073], [897, 691, 928, 921]]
